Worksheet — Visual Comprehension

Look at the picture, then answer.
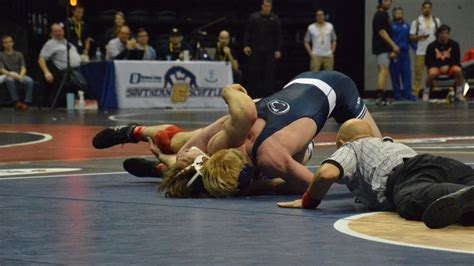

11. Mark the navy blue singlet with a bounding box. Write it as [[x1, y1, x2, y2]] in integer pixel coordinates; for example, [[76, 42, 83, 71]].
[[252, 71, 367, 159]]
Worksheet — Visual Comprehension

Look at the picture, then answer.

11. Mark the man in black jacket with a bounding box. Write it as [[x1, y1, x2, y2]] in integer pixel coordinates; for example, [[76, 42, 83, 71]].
[[243, 0, 282, 98]]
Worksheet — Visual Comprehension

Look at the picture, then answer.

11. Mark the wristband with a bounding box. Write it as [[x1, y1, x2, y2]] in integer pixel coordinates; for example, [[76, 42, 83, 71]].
[[301, 191, 321, 209]]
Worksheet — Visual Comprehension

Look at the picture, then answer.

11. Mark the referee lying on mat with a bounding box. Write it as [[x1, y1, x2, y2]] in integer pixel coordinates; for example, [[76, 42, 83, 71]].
[[278, 119, 474, 229]]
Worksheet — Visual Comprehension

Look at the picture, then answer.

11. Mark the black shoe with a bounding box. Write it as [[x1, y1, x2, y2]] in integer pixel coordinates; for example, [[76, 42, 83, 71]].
[[422, 186, 474, 229], [459, 211, 474, 226], [123, 158, 162, 178], [92, 123, 139, 149]]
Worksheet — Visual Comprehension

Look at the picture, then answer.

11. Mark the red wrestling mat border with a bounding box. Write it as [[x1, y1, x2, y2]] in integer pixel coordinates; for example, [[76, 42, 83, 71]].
[[0, 124, 445, 163], [0, 125, 151, 163]]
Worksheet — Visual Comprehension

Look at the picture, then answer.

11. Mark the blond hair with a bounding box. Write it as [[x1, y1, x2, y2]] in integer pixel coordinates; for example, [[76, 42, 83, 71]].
[[202, 149, 247, 197], [158, 157, 207, 198]]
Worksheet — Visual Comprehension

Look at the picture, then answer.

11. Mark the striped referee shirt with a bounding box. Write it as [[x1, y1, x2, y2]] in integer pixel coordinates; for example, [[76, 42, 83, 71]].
[[323, 137, 417, 210]]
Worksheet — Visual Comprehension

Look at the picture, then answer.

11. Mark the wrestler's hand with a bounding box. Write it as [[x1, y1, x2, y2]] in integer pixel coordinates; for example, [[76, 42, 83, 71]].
[[227, 84, 248, 95], [148, 137, 162, 160], [277, 199, 303, 209]]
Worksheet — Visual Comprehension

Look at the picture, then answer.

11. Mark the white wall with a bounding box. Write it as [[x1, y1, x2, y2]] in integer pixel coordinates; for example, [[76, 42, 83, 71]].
[[364, 0, 474, 91]]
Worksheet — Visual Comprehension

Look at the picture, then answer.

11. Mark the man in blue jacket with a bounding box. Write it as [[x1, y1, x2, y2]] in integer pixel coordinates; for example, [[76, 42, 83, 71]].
[[389, 7, 416, 101]]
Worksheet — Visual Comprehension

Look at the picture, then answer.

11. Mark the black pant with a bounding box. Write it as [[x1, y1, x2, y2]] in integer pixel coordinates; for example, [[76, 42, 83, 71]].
[[62, 68, 90, 96], [246, 49, 275, 98], [40, 65, 93, 107], [386, 154, 474, 221]]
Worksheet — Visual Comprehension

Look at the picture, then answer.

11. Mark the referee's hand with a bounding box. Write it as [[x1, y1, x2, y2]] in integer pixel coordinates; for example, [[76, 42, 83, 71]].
[[277, 199, 303, 209]]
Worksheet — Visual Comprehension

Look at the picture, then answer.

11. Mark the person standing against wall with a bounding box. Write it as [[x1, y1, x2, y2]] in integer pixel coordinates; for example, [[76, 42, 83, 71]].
[[103, 11, 127, 48], [243, 0, 282, 98], [304, 9, 337, 72], [65, 5, 90, 60], [389, 7, 416, 101], [372, 0, 399, 105], [409, 1, 440, 99]]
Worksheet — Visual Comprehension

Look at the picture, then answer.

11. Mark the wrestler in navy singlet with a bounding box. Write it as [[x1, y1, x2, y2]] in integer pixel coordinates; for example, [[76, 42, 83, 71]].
[[252, 71, 367, 159]]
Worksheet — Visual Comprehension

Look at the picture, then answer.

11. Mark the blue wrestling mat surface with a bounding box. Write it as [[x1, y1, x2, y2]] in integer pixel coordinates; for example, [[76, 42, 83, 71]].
[[1, 103, 474, 264]]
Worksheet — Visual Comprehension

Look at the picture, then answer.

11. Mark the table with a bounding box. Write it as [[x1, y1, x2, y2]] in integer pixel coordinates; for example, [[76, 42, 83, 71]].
[[82, 60, 233, 109]]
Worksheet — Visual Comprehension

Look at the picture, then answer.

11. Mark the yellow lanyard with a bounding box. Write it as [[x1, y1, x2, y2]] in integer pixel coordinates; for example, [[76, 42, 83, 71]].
[[72, 18, 82, 39], [169, 42, 181, 53]]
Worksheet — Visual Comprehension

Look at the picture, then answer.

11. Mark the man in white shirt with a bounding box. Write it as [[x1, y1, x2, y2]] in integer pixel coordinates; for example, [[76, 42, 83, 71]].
[[38, 23, 82, 74], [304, 9, 337, 71], [37, 23, 90, 102], [409, 1, 441, 98], [105, 26, 137, 60]]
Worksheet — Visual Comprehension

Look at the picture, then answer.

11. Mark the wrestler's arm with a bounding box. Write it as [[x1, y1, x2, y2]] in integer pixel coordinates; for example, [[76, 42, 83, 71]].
[[156, 154, 176, 168], [362, 111, 382, 138], [258, 152, 314, 193], [207, 84, 257, 154], [241, 178, 305, 196], [148, 137, 176, 167], [277, 162, 341, 208]]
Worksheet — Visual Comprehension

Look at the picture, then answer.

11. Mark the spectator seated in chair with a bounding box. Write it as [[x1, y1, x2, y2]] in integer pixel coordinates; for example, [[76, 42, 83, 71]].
[[37, 23, 92, 106], [424, 24, 465, 102], [0, 35, 34, 111], [214, 30, 242, 84], [157, 28, 192, 61], [105, 25, 142, 60], [135, 28, 156, 60]]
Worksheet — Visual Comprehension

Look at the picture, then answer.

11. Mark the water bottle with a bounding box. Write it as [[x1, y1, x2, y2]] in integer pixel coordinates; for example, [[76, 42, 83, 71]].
[[66, 93, 75, 110], [78, 90, 85, 110], [95, 48, 102, 61], [447, 88, 455, 103]]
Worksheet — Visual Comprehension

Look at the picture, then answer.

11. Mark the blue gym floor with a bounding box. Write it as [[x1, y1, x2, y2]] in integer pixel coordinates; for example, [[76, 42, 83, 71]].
[[1, 102, 473, 264]]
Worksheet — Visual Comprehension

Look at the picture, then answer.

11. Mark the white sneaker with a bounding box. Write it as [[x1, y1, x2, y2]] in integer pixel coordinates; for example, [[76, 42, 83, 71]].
[[455, 93, 466, 102]]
